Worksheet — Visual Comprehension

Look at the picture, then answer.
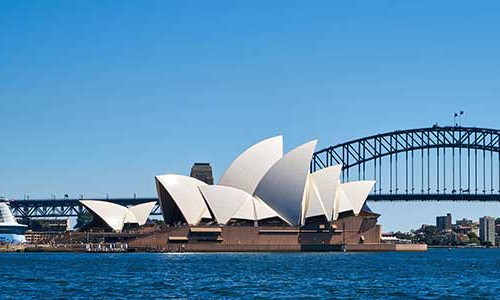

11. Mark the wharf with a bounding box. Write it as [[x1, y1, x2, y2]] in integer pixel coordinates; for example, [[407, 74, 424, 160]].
[[133, 243, 427, 253], [128, 225, 428, 253], [1, 243, 427, 253], [0, 245, 25, 252]]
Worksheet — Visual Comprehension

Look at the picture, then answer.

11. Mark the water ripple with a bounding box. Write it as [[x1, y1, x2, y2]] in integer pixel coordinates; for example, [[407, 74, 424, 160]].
[[1, 249, 500, 299]]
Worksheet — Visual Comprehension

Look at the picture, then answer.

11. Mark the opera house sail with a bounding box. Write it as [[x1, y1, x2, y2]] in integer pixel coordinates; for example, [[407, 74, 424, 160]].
[[79, 200, 156, 232]]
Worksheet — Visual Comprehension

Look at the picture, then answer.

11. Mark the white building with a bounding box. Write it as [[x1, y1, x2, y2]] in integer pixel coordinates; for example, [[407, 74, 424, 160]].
[[479, 216, 496, 246], [156, 136, 375, 227]]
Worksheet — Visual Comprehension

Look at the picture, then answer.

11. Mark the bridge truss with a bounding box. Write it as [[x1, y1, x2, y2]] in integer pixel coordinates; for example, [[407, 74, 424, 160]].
[[9, 198, 162, 219], [312, 126, 500, 201]]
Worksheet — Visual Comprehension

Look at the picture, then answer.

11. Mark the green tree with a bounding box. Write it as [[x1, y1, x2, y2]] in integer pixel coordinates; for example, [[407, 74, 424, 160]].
[[470, 237, 481, 244], [414, 225, 440, 245], [467, 231, 481, 244], [482, 240, 494, 247], [422, 225, 439, 236], [467, 231, 478, 239]]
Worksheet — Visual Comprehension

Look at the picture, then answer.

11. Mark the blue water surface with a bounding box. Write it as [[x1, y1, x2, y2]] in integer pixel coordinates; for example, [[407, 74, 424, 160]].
[[1, 249, 500, 299]]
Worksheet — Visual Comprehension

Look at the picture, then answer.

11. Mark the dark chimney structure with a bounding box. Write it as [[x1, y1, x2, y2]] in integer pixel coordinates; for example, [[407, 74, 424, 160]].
[[190, 163, 214, 185]]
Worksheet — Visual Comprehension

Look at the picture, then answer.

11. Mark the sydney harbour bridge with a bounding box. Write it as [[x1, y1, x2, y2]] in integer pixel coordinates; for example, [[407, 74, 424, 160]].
[[9, 126, 500, 219]]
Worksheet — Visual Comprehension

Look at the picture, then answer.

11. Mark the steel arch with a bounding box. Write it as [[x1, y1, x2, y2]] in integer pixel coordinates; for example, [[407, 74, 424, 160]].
[[312, 126, 500, 197], [312, 126, 500, 171]]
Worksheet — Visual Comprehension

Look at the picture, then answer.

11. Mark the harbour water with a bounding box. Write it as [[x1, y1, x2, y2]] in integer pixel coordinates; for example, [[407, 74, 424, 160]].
[[1, 249, 499, 299]]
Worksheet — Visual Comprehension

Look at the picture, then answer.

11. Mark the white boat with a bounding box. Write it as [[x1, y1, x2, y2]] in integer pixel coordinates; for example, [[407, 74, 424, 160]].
[[0, 198, 27, 244]]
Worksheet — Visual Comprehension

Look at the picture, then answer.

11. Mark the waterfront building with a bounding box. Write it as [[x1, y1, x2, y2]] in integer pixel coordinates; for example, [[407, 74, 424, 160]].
[[190, 163, 214, 185], [454, 224, 479, 236], [436, 213, 452, 232], [156, 136, 375, 227], [0, 199, 27, 244], [479, 216, 496, 246], [453, 218, 479, 236], [472, 224, 480, 236], [79, 200, 157, 232], [150, 136, 393, 251], [24, 231, 60, 244]]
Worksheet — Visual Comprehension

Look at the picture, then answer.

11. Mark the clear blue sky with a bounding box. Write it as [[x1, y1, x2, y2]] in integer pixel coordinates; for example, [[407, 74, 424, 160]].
[[1, 1, 500, 231]]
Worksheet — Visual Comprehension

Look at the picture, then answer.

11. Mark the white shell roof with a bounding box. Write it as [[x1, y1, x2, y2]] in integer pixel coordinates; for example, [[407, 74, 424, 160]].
[[335, 189, 354, 217], [219, 136, 283, 195], [304, 176, 327, 220], [199, 186, 285, 224], [156, 174, 211, 224], [129, 201, 157, 226], [339, 181, 376, 215], [254, 140, 317, 226], [310, 165, 342, 221], [80, 200, 135, 232], [198, 185, 253, 224], [253, 196, 284, 222], [80, 200, 156, 231], [232, 196, 257, 221]]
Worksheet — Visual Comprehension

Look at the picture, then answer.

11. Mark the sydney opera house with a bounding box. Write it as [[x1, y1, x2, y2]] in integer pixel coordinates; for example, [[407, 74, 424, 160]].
[[126, 135, 421, 252], [156, 136, 374, 227]]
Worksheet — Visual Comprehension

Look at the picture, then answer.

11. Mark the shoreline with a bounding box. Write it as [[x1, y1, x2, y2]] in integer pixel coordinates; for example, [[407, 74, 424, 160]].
[[1, 243, 427, 253], [5, 244, 498, 253]]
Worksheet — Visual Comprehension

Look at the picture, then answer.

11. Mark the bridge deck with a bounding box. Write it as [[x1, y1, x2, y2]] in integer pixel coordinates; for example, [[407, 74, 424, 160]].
[[7, 194, 500, 219]]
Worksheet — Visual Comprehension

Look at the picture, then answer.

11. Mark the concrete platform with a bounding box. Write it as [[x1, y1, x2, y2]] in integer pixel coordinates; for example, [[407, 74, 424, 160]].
[[133, 243, 427, 253], [345, 243, 427, 252]]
